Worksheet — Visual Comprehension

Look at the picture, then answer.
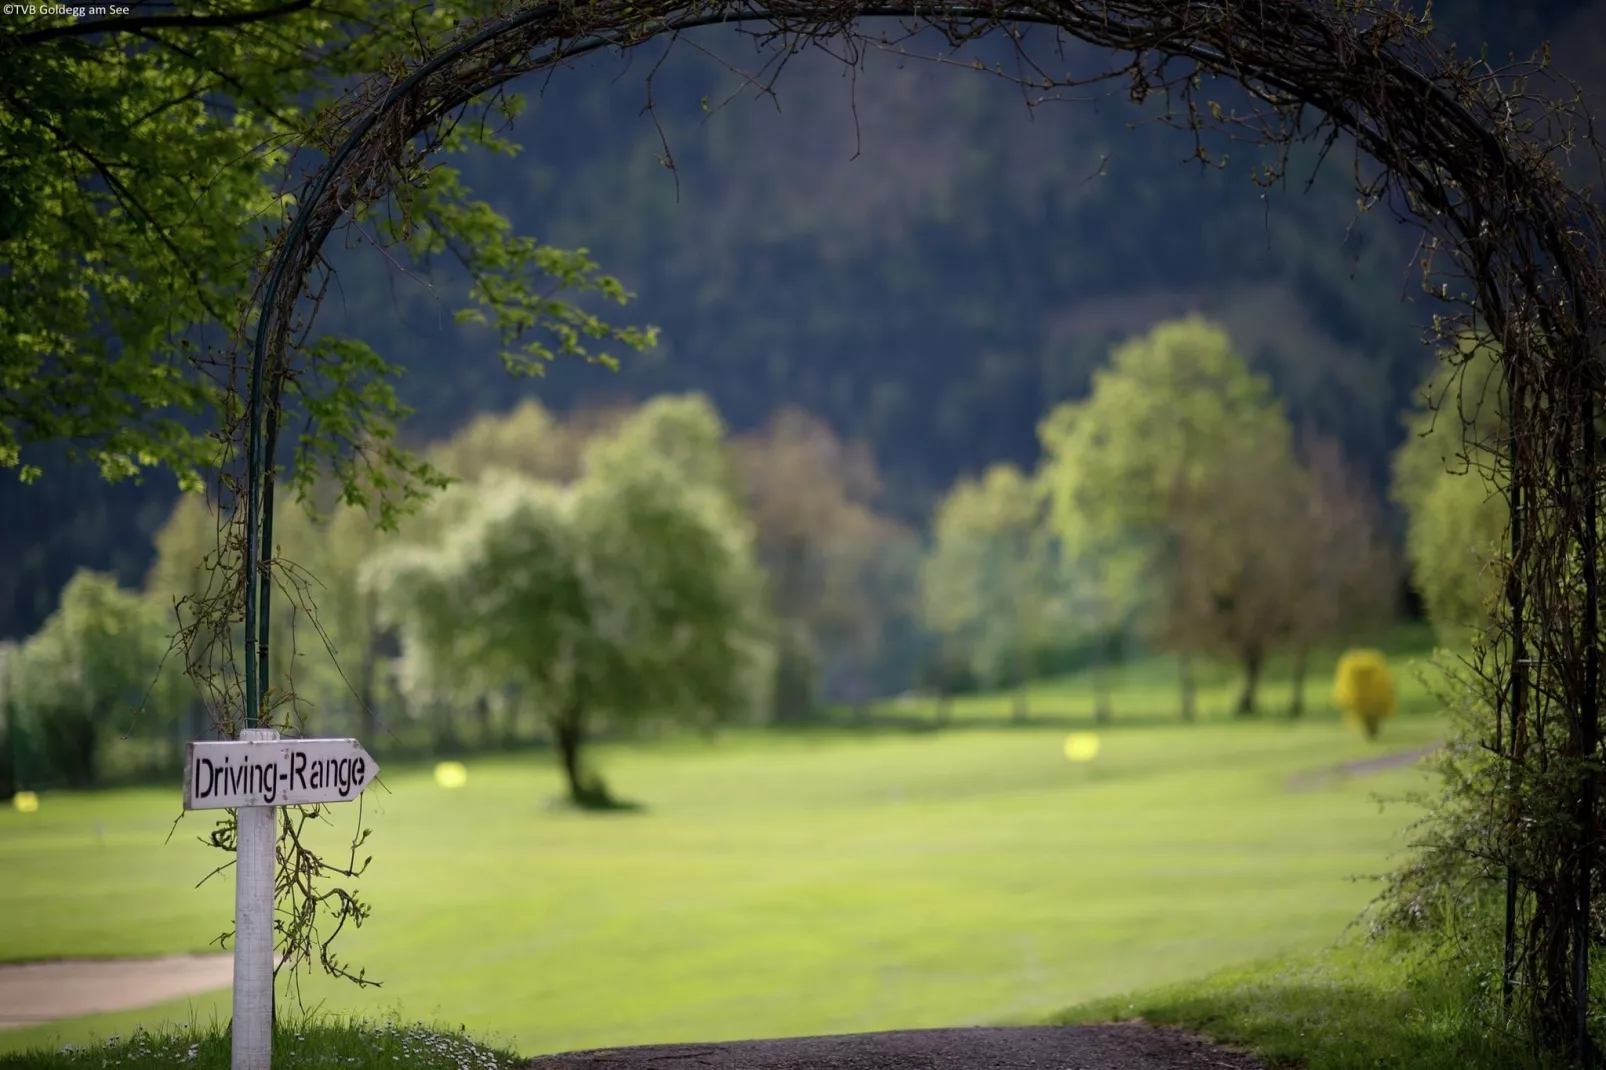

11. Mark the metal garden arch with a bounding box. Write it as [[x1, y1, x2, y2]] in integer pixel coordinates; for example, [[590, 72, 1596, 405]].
[[239, 0, 1606, 1061]]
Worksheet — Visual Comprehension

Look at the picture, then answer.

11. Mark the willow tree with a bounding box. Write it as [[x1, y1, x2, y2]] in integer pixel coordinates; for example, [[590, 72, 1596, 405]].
[[367, 405, 771, 805], [8, 571, 168, 786]]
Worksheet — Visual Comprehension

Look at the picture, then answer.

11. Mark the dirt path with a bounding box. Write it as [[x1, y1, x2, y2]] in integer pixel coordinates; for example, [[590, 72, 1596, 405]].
[[525, 1023, 1265, 1070], [0, 954, 233, 1030], [1286, 743, 1441, 792]]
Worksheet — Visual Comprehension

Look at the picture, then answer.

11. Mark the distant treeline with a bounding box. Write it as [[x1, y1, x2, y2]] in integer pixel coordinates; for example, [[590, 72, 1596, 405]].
[[1, 0, 1593, 648], [0, 316, 1500, 798]]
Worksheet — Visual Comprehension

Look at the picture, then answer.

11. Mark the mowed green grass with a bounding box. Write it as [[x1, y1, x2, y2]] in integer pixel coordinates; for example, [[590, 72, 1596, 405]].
[[1, 651, 1447, 1059]]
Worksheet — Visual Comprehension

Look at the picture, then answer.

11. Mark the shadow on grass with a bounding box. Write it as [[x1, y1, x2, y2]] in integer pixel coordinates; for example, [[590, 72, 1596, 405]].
[[571, 794, 647, 814], [544, 780, 648, 815]]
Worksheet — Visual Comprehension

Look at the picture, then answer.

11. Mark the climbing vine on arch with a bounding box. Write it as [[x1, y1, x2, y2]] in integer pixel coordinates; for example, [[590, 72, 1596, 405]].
[[193, 0, 1606, 1056]]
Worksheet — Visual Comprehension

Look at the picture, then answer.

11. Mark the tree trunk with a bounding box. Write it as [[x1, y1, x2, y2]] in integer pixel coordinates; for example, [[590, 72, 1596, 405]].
[[850, 670, 871, 725], [552, 703, 596, 806], [476, 694, 494, 748], [1093, 635, 1113, 725], [1288, 647, 1309, 719], [356, 647, 378, 744], [1235, 645, 1265, 717], [1, 699, 15, 799], [1179, 653, 1196, 723], [773, 629, 817, 724], [176, 698, 201, 777], [430, 698, 457, 754], [61, 710, 98, 787], [1013, 640, 1031, 723]]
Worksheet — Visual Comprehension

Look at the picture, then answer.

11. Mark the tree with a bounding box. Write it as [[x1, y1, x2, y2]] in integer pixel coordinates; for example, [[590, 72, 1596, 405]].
[[2, 3, 652, 526], [305, 504, 396, 743], [1020, 465, 1136, 724], [1391, 334, 1508, 647], [360, 488, 481, 753], [1281, 430, 1400, 716], [144, 487, 319, 737], [848, 528, 928, 716], [581, 394, 741, 502], [1, 641, 18, 798], [425, 399, 636, 487], [1398, 462, 1506, 646], [367, 412, 770, 806], [922, 464, 1069, 722], [143, 491, 228, 745], [1164, 429, 1308, 716], [732, 409, 906, 720], [1038, 316, 1292, 719], [1162, 425, 1397, 718], [244, 496, 400, 741], [8, 571, 165, 786]]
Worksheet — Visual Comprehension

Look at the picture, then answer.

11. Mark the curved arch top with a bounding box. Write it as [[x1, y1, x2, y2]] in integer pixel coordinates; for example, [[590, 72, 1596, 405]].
[[234, 6, 1605, 1049]]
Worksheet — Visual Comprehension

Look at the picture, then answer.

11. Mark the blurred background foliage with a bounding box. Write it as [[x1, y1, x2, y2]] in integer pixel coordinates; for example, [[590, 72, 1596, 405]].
[[0, 312, 1493, 795], [4, 0, 1597, 637], [2, 0, 1600, 795]]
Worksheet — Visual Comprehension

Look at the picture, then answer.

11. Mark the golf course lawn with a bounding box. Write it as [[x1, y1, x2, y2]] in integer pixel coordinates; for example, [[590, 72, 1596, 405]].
[[0, 673, 1446, 1059]]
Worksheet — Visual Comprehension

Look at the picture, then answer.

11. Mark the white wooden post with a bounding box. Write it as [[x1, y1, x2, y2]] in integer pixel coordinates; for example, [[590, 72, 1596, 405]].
[[182, 730, 379, 1070], [232, 726, 278, 1070]]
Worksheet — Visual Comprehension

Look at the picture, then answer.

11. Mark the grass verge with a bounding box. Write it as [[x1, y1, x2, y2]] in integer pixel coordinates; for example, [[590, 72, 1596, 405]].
[[0, 1019, 522, 1070], [1050, 937, 1546, 1070], [4, 937, 1544, 1070]]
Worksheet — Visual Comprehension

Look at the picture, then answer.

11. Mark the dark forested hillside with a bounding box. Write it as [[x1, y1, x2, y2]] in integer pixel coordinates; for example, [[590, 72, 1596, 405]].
[[2, 0, 1599, 640]]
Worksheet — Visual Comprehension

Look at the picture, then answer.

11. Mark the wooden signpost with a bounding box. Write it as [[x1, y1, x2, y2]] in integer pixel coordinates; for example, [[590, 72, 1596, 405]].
[[183, 729, 379, 1070]]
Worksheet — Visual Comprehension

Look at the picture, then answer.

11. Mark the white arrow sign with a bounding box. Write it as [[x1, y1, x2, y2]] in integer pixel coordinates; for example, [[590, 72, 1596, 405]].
[[184, 736, 379, 811], [185, 730, 382, 1070]]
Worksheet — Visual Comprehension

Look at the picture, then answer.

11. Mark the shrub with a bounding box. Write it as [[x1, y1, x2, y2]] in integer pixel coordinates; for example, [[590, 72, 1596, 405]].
[[1333, 649, 1396, 740]]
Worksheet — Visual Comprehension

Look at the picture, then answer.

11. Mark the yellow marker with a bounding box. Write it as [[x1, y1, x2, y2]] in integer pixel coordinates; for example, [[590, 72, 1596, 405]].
[[12, 791, 39, 813], [1063, 733, 1101, 763], [434, 761, 468, 789]]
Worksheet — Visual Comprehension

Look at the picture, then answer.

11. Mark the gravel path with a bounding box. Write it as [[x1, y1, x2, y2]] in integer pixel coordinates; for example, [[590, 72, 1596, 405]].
[[0, 954, 233, 1029], [525, 1024, 1266, 1070]]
